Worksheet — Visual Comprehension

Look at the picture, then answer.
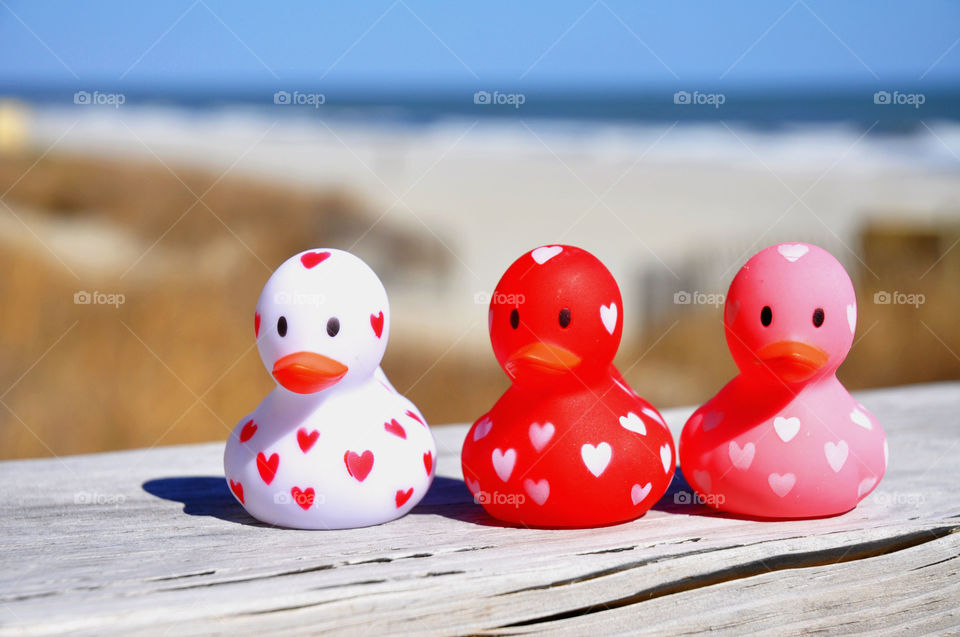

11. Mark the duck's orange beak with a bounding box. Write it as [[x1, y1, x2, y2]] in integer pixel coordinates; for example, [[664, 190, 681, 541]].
[[505, 341, 581, 379], [756, 340, 829, 383], [273, 351, 348, 394]]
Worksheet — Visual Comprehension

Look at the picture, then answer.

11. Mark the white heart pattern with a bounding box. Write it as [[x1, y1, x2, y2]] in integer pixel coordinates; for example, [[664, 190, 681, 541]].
[[728, 441, 755, 470], [492, 448, 516, 482], [641, 406, 665, 426], [858, 476, 877, 498], [528, 422, 555, 452], [850, 408, 872, 430], [531, 245, 562, 264], [524, 478, 550, 505], [693, 469, 712, 492], [768, 472, 796, 497], [631, 482, 652, 505], [600, 302, 618, 335], [581, 442, 613, 477], [777, 243, 809, 262], [703, 410, 724, 432], [660, 444, 673, 473], [824, 440, 849, 473], [774, 416, 801, 442], [618, 412, 647, 436], [473, 416, 493, 441], [883, 439, 889, 469], [846, 304, 856, 334]]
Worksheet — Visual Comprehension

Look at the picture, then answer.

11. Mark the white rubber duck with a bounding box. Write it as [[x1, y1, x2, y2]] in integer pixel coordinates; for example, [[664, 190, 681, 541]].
[[224, 249, 436, 529]]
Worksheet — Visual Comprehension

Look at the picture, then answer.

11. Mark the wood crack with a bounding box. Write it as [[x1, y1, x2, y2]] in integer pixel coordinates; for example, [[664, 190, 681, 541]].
[[499, 545, 745, 595], [496, 525, 959, 629], [148, 570, 216, 582], [162, 563, 336, 591]]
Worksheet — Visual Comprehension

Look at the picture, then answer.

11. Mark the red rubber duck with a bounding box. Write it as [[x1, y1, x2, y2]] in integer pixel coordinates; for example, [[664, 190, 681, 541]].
[[461, 245, 675, 528]]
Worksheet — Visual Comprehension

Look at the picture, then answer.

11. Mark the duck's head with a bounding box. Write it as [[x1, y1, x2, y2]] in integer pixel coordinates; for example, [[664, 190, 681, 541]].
[[489, 245, 622, 388], [255, 249, 389, 395], [725, 242, 856, 387]]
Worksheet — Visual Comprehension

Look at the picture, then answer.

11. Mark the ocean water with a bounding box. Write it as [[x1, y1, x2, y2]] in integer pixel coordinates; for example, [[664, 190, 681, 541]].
[[11, 83, 960, 175], [12, 83, 958, 126]]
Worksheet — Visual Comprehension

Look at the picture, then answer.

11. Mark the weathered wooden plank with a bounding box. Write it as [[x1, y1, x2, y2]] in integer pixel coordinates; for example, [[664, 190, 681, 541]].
[[0, 382, 958, 635], [500, 531, 960, 636]]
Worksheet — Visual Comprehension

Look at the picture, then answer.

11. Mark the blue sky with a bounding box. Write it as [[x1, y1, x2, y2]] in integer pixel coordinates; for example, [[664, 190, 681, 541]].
[[1, 1, 958, 92]]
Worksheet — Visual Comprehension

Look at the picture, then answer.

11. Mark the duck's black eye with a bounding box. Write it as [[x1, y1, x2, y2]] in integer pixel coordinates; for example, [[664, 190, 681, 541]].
[[558, 308, 571, 328], [277, 316, 288, 337], [760, 306, 772, 327], [509, 309, 519, 329], [812, 308, 825, 327], [327, 317, 340, 337]]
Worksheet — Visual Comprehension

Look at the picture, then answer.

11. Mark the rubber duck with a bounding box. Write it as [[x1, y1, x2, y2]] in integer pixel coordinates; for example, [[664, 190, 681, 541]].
[[679, 242, 887, 518], [224, 249, 436, 529], [461, 245, 675, 528]]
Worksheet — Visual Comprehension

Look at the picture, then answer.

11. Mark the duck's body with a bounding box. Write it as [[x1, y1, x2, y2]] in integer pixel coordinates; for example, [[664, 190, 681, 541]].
[[463, 372, 674, 528], [225, 372, 435, 529], [680, 373, 886, 519], [462, 245, 674, 528]]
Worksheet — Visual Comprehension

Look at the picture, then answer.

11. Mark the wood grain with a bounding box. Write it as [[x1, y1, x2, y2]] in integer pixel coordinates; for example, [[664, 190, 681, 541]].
[[1, 382, 958, 635]]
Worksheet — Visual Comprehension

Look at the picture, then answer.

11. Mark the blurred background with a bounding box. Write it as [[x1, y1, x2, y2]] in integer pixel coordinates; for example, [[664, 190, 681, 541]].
[[1, 1, 958, 459]]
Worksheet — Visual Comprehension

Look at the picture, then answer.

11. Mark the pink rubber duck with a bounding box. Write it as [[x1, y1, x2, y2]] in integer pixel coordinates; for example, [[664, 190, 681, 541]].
[[679, 243, 887, 519]]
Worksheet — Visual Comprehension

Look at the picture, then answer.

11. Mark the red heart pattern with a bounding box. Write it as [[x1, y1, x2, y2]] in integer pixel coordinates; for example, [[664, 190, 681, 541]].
[[235, 403, 430, 516], [395, 488, 413, 508], [344, 450, 375, 482], [300, 251, 331, 269], [257, 452, 279, 485], [370, 311, 384, 338], [229, 479, 244, 503], [384, 419, 406, 439], [254, 312, 260, 338], [291, 486, 315, 510], [239, 420, 257, 443], [297, 428, 319, 452]]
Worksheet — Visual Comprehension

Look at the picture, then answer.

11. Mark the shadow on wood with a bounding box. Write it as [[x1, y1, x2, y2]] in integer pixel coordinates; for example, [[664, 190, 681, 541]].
[[141, 474, 501, 528], [142, 476, 262, 526], [406, 476, 510, 528]]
